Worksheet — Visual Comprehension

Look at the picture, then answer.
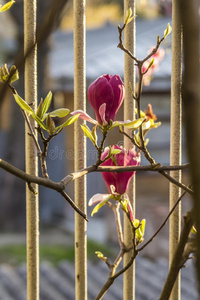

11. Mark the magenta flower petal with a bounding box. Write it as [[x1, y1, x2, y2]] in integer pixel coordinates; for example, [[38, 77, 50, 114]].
[[101, 146, 110, 161], [88, 193, 111, 206], [87, 74, 125, 125], [100, 145, 140, 195], [71, 110, 97, 124], [107, 75, 125, 121], [99, 103, 107, 125]]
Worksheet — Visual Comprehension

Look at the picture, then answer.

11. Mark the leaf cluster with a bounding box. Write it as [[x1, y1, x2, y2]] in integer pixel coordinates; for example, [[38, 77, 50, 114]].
[[0, 64, 19, 84], [14, 92, 79, 135]]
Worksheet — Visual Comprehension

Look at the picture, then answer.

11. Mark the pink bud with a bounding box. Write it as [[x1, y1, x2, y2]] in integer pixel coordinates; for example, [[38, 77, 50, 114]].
[[100, 145, 140, 195], [127, 200, 134, 222], [87, 74, 125, 125]]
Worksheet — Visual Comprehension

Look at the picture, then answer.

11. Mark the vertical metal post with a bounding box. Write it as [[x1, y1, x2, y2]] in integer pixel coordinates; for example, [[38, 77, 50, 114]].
[[123, 1, 136, 299], [73, 0, 87, 299], [169, 0, 182, 299], [24, 1, 39, 299], [179, 0, 200, 290]]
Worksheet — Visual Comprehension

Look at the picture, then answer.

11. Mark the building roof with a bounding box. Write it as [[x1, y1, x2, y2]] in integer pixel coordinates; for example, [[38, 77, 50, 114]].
[[0, 257, 197, 299], [49, 17, 172, 92]]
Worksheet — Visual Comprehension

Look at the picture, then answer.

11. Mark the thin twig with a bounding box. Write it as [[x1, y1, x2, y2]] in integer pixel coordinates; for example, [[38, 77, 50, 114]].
[[95, 203, 137, 300], [97, 129, 108, 163], [117, 25, 138, 64], [0, 158, 87, 220], [112, 203, 125, 249], [138, 188, 190, 251], [60, 190, 88, 221]]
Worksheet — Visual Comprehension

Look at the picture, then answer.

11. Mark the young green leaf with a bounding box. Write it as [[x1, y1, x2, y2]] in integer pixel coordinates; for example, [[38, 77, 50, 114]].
[[135, 219, 146, 242], [0, 0, 15, 12], [0, 64, 9, 82], [54, 113, 80, 131], [45, 108, 70, 119], [121, 198, 128, 213], [91, 125, 98, 143], [135, 108, 146, 118], [10, 70, 19, 83], [31, 114, 48, 131], [125, 7, 135, 25], [40, 91, 52, 119], [13, 94, 48, 130], [46, 114, 56, 135], [164, 23, 172, 38], [133, 219, 140, 228], [140, 219, 146, 235], [191, 226, 197, 235], [95, 251, 107, 262], [36, 98, 43, 118], [91, 198, 109, 217], [146, 58, 155, 73], [122, 118, 145, 129], [134, 131, 141, 147], [110, 149, 122, 155], [14, 94, 34, 115], [95, 251, 105, 259], [0, 64, 19, 83], [81, 124, 95, 144]]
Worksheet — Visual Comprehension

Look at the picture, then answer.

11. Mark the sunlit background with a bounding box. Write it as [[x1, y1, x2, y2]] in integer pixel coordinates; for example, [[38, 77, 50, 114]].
[[0, 0, 192, 264]]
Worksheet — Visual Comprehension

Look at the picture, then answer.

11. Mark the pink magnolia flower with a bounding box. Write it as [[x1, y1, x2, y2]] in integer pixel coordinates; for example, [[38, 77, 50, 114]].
[[100, 145, 140, 195], [88, 74, 125, 125]]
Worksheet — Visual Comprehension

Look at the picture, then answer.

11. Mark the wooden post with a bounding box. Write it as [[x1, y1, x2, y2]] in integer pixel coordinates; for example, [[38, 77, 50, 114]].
[[24, 0, 39, 299], [123, 1, 136, 299], [73, 0, 87, 299], [169, 0, 182, 299]]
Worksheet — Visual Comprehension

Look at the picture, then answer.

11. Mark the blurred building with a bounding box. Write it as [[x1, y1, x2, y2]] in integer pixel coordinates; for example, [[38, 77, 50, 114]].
[[0, 16, 175, 231]]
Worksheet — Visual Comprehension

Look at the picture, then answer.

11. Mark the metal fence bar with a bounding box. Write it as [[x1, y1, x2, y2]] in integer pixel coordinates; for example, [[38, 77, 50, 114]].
[[24, 0, 39, 299], [179, 0, 200, 289], [73, 0, 87, 299], [123, 1, 136, 299], [169, 0, 182, 299]]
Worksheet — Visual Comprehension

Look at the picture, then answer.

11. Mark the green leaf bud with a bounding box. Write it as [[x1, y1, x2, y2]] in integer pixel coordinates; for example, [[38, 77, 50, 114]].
[[46, 114, 55, 135], [164, 23, 172, 38]]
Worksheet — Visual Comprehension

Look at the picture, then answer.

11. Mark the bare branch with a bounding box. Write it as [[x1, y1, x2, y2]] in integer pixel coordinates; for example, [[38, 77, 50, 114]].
[[0, 158, 88, 220], [159, 211, 194, 300], [138, 188, 190, 251]]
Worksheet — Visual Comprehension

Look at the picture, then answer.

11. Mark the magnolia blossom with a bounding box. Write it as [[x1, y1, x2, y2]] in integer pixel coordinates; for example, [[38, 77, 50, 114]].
[[88, 74, 125, 125], [88, 150, 144, 227], [71, 74, 125, 126], [100, 145, 140, 195], [88, 145, 140, 217]]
